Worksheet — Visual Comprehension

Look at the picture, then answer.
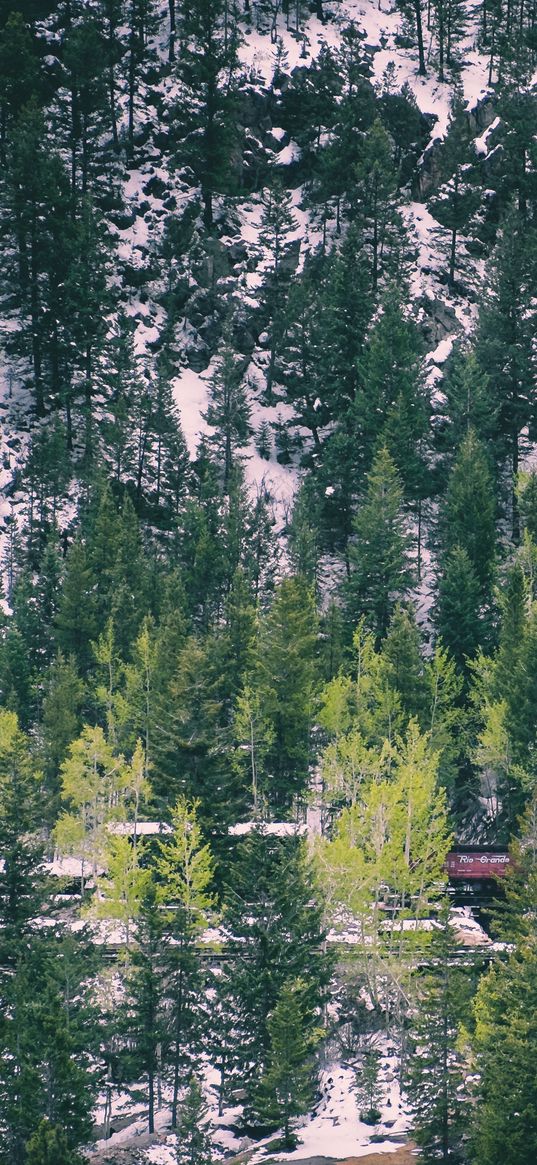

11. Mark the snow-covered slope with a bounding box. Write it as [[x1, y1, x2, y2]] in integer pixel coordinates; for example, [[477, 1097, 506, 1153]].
[[0, 0, 500, 556]]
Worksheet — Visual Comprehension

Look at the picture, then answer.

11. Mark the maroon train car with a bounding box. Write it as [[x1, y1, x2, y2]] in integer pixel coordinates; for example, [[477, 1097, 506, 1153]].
[[446, 848, 511, 880]]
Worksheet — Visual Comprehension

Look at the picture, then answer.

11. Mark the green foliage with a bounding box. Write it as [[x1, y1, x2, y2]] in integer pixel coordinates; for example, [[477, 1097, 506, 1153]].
[[346, 447, 414, 642], [176, 1076, 213, 1165], [440, 429, 496, 594], [224, 831, 331, 1089], [355, 1046, 384, 1123], [0, 934, 98, 1165], [406, 903, 471, 1164], [0, 711, 44, 958], [25, 1120, 77, 1165], [435, 546, 484, 671], [252, 576, 319, 808], [471, 933, 537, 1165], [253, 979, 320, 1147]]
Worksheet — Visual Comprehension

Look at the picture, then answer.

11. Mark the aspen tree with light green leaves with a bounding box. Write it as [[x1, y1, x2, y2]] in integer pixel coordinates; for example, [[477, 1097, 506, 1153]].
[[54, 727, 151, 894], [90, 833, 150, 948], [232, 683, 275, 815], [155, 797, 217, 1129], [317, 720, 451, 1015]]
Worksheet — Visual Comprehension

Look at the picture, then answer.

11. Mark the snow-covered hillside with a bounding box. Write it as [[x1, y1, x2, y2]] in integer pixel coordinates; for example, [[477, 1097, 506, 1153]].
[[0, 0, 504, 558]]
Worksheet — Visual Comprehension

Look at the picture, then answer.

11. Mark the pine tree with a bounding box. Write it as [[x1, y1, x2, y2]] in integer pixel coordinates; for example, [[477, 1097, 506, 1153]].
[[471, 933, 537, 1165], [317, 226, 374, 420], [204, 341, 251, 490], [155, 798, 215, 1129], [123, 877, 166, 1133], [280, 268, 326, 446], [518, 471, 537, 542], [253, 576, 319, 809], [206, 965, 250, 1116], [175, 1076, 213, 1165], [440, 429, 496, 594], [258, 180, 298, 400], [428, 95, 480, 284], [439, 346, 497, 469], [4, 104, 74, 418], [83, 485, 151, 656], [25, 1120, 76, 1165], [0, 710, 44, 963], [476, 209, 537, 541], [346, 447, 414, 643], [62, 15, 109, 196], [0, 934, 98, 1165], [41, 652, 84, 814], [431, 0, 467, 79], [151, 634, 229, 823], [224, 831, 331, 1089], [406, 903, 470, 1164], [353, 118, 398, 291], [174, 0, 241, 228], [288, 487, 319, 586], [355, 1045, 384, 1123], [360, 286, 430, 543], [54, 540, 99, 675], [381, 603, 429, 723], [253, 980, 319, 1148], [435, 546, 484, 671], [0, 13, 40, 163]]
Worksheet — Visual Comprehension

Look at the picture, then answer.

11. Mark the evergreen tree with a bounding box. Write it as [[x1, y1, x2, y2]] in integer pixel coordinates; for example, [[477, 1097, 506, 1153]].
[[355, 1045, 384, 1123], [431, 0, 467, 79], [175, 1076, 213, 1165], [174, 0, 241, 228], [518, 471, 537, 543], [62, 15, 109, 196], [406, 903, 470, 1164], [429, 95, 480, 284], [361, 286, 430, 550], [25, 1120, 76, 1165], [440, 429, 496, 595], [346, 447, 414, 643], [253, 979, 319, 1148], [0, 13, 40, 163], [258, 180, 298, 400], [54, 540, 99, 675], [155, 798, 215, 1128], [204, 341, 251, 489], [0, 711, 44, 965], [471, 934, 537, 1165], [381, 603, 429, 723], [0, 935, 98, 1165], [224, 831, 331, 1090], [476, 209, 537, 541], [317, 227, 373, 419], [41, 652, 84, 813], [253, 576, 319, 809], [439, 346, 497, 468], [435, 546, 484, 671], [353, 118, 398, 291], [123, 877, 166, 1133]]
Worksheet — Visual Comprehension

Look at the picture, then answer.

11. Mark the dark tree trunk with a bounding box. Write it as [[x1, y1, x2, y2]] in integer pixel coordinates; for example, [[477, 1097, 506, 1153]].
[[414, 0, 427, 74]]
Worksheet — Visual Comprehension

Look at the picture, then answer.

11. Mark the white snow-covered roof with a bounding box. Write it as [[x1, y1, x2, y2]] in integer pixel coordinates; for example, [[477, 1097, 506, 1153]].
[[106, 821, 173, 836], [228, 821, 308, 837], [46, 855, 104, 879]]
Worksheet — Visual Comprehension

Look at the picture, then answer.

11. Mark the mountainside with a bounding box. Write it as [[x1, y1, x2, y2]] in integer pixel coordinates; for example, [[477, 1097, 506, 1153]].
[[2, 0, 537, 1162]]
